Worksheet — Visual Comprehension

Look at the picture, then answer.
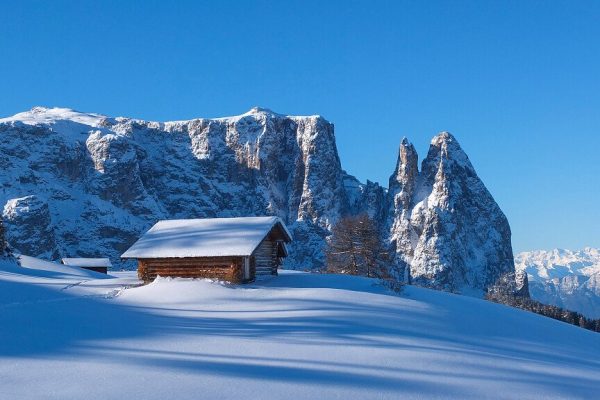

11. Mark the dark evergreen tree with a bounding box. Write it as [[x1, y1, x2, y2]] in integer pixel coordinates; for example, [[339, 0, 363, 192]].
[[486, 287, 600, 333], [0, 216, 7, 256]]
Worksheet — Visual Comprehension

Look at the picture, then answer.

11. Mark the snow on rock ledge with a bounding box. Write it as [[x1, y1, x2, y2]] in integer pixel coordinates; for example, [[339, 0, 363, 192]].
[[0, 107, 517, 297], [3, 195, 60, 260], [0, 107, 347, 268], [387, 132, 517, 294]]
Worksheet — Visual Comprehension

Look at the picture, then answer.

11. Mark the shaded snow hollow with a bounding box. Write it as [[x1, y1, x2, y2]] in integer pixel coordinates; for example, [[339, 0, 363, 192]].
[[0, 257, 598, 400]]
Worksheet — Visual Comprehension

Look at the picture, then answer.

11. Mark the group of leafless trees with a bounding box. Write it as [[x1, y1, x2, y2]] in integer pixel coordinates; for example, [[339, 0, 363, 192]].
[[325, 213, 402, 291]]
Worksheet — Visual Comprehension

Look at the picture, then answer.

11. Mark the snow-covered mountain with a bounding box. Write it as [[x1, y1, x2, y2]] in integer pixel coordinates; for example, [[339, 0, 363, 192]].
[[0, 106, 349, 268], [515, 248, 600, 318], [387, 133, 516, 295], [0, 106, 518, 294]]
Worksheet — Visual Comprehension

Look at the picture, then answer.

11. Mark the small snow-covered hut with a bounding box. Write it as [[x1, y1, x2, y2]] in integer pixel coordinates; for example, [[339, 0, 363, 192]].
[[121, 216, 293, 283], [61, 258, 112, 274]]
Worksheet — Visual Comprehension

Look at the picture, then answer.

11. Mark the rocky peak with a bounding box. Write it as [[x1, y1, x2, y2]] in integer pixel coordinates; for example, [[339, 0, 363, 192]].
[[247, 106, 279, 116], [421, 132, 473, 184], [388, 132, 517, 294], [430, 130, 455, 146], [0, 106, 107, 125], [389, 137, 418, 203], [429, 131, 463, 153], [0, 107, 348, 269], [386, 138, 419, 276], [30, 106, 50, 114], [0, 106, 517, 295]]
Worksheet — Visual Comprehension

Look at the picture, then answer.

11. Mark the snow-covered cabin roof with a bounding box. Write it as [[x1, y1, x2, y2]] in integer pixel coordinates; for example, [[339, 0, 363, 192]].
[[62, 258, 112, 267], [121, 216, 292, 259]]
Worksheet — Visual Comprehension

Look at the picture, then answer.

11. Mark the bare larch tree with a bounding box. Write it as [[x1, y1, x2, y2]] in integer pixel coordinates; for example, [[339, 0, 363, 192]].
[[326, 213, 390, 279]]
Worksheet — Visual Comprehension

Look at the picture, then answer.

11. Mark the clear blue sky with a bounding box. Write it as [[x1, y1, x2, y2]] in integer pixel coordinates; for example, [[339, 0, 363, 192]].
[[1, 1, 599, 252]]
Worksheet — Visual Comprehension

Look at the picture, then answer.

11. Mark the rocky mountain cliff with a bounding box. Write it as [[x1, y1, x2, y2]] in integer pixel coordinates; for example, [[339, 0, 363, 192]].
[[515, 248, 600, 318], [0, 106, 518, 294], [387, 133, 517, 295]]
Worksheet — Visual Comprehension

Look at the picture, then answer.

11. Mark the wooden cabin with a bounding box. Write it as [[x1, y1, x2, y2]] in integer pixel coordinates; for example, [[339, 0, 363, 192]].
[[61, 258, 112, 274], [121, 216, 292, 284]]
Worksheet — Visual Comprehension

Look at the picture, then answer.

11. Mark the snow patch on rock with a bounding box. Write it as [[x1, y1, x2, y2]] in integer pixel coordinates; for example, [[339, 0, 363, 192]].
[[0, 107, 517, 297], [387, 133, 516, 294]]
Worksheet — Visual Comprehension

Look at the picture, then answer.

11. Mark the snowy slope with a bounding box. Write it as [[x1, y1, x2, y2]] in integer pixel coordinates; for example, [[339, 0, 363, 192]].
[[0, 260, 598, 399], [19, 254, 110, 279], [515, 248, 600, 318]]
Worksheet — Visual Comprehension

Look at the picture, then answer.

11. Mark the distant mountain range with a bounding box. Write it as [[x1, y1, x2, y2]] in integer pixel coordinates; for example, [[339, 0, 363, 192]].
[[0, 106, 518, 295], [515, 248, 600, 318]]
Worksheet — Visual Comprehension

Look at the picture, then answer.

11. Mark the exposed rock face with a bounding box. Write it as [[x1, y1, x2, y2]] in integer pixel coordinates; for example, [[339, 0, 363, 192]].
[[387, 133, 516, 294], [344, 173, 386, 222], [387, 138, 419, 280], [515, 269, 530, 297], [515, 248, 600, 318], [0, 107, 347, 268], [0, 107, 517, 295], [2, 195, 60, 259]]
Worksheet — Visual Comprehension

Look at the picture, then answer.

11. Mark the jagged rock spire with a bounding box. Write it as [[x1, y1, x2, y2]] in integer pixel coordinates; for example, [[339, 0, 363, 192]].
[[0, 104, 518, 295], [388, 137, 418, 211], [408, 132, 516, 293], [419, 132, 472, 188], [387, 137, 419, 281], [384, 131, 517, 294]]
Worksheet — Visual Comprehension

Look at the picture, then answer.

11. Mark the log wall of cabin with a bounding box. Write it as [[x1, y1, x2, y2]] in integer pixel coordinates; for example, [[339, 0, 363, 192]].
[[253, 238, 280, 276], [137, 257, 247, 283]]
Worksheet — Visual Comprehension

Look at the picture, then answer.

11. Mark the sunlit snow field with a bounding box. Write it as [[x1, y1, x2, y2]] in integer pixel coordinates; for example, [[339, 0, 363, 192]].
[[1, 257, 599, 400]]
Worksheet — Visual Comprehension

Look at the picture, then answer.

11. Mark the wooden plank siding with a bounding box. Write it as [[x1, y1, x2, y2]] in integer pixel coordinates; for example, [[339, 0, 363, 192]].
[[138, 256, 247, 284], [252, 237, 280, 276], [130, 221, 291, 284]]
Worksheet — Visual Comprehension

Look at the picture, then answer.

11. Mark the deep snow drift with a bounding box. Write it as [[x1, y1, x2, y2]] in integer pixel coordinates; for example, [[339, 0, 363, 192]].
[[0, 258, 598, 400]]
